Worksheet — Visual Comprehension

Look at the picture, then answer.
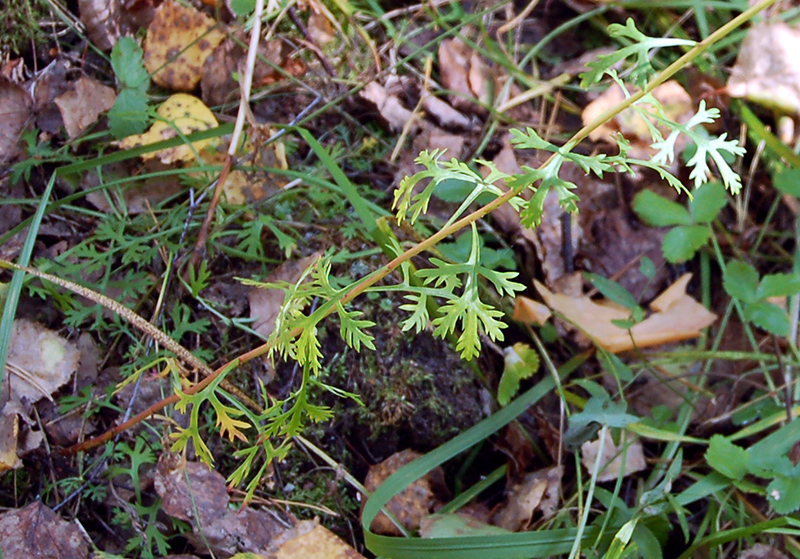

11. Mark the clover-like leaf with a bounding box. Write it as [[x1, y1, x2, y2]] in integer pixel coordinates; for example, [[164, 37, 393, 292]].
[[723, 260, 760, 304], [744, 300, 790, 337], [662, 225, 710, 264], [632, 190, 692, 227], [689, 181, 727, 223], [756, 273, 800, 300]]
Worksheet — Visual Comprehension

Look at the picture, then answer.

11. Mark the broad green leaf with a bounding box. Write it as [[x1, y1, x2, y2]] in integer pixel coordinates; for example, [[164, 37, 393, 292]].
[[744, 300, 790, 337], [228, 0, 256, 16], [498, 343, 540, 406], [705, 435, 747, 481], [639, 256, 656, 279], [632, 190, 692, 227], [723, 260, 759, 303], [108, 88, 149, 139], [756, 272, 800, 300], [767, 473, 800, 514], [111, 36, 149, 91], [584, 272, 638, 310], [597, 350, 634, 382], [662, 225, 710, 263], [688, 181, 727, 223], [773, 167, 800, 198]]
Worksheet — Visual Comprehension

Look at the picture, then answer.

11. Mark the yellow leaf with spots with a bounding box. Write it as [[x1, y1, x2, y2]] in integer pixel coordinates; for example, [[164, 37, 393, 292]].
[[143, 0, 225, 91], [118, 93, 219, 164]]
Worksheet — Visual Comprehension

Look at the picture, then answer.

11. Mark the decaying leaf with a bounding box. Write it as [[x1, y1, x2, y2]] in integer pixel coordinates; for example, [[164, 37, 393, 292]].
[[201, 38, 306, 107], [581, 431, 646, 482], [438, 35, 494, 117], [582, 80, 693, 158], [728, 22, 800, 115], [249, 253, 322, 339], [362, 449, 448, 536], [738, 544, 791, 559], [274, 520, 366, 559], [78, 0, 156, 51], [54, 76, 116, 139], [154, 454, 288, 556], [0, 78, 32, 165], [3, 319, 80, 404], [143, 0, 226, 91], [360, 81, 417, 133], [117, 93, 219, 164], [492, 465, 563, 531], [419, 513, 511, 538], [517, 273, 717, 353], [0, 401, 44, 474], [0, 501, 91, 559]]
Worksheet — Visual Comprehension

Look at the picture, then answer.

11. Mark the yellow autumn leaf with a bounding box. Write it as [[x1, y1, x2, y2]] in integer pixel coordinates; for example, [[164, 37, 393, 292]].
[[118, 93, 219, 164]]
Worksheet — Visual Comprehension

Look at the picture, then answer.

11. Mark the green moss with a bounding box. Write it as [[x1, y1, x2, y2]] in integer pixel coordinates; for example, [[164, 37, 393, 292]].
[[1, 0, 49, 56]]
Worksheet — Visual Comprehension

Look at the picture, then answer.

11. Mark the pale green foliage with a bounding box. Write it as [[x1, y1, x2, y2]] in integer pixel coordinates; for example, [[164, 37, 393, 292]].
[[580, 18, 695, 87]]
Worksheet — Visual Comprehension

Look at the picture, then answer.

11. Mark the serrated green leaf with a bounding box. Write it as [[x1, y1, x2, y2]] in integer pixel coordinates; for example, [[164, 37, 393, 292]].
[[744, 300, 791, 337], [111, 37, 149, 91], [767, 474, 800, 514], [688, 181, 727, 223], [108, 88, 149, 139], [584, 272, 638, 310], [705, 435, 747, 480], [756, 273, 800, 300], [632, 190, 692, 227], [662, 225, 710, 263], [229, 0, 256, 16], [498, 343, 540, 406], [723, 260, 759, 303]]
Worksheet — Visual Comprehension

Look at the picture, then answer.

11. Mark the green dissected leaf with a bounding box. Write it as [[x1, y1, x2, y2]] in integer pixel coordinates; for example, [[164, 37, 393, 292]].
[[688, 181, 727, 223], [756, 272, 800, 300], [632, 190, 692, 227], [662, 225, 710, 263], [400, 292, 429, 333], [767, 472, 800, 514], [772, 167, 800, 198], [336, 303, 376, 352], [108, 88, 149, 139], [705, 435, 747, 481], [498, 343, 540, 406], [723, 260, 759, 303], [744, 300, 790, 337], [111, 36, 149, 92], [584, 272, 638, 310], [509, 127, 557, 151], [579, 19, 694, 87]]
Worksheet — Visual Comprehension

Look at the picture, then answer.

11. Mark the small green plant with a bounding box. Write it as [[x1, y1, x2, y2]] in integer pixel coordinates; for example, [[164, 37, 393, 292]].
[[632, 181, 727, 263], [723, 260, 800, 337], [108, 36, 151, 139]]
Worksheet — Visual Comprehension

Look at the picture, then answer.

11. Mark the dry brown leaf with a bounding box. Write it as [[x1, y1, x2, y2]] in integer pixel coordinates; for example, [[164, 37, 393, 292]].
[[154, 454, 288, 556], [512, 296, 551, 326], [201, 38, 305, 107], [360, 81, 417, 133], [738, 544, 791, 559], [78, 0, 156, 51], [54, 76, 116, 139], [0, 78, 32, 165], [249, 254, 321, 339], [3, 319, 80, 405], [581, 431, 646, 482], [527, 273, 717, 353], [274, 521, 366, 559], [492, 465, 562, 531], [438, 36, 494, 117], [0, 501, 91, 559], [143, 0, 225, 91], [117, 93, 219, 164], [362, 449, 447, 536], [728, 22, 800, 115], [0, 401, 43, 474]]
